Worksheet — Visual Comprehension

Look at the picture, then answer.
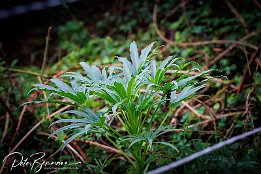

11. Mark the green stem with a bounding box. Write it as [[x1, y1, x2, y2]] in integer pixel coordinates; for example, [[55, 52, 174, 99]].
[[105, 134, 135, 166], [159, 108, 173, 128], [5, 67, 48, 77], [147, 93, 167, 129], [104, 124, 140, 162]]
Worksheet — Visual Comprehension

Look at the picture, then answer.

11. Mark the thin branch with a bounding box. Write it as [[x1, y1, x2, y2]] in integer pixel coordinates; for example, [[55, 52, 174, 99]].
[[3, 67, 48, 77], [38, 132, 86, 163], [153, 4, 257, 49], [10, 105, 27, 145], [79, 139, 136, 160], [255, 57, 261, 68], [10, 105, 72, 153], [147, 126, 261, 174], [70, 141, 88, 161], [181, 101, 211, 120], [65, 143, 86, 163], [0, 105, 72, 173], [1, 112, 10, 142], [41, 27, 52, 77], [210, 31, 259, 65], [253, 0, 261, 9], [238, 43, 261, 94], [188, 111, 244, 128], [224, 0, 249, 34]]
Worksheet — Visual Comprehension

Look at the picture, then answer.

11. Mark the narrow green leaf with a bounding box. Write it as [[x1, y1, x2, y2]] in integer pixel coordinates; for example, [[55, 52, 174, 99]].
[[49, 123, 84, 138], [80, 62, 96, 80], [33, 84, 60, 92], [50, 78, 76, 95], [56, 91, 83, 104], [151, 60, 156, 79], [62, 129, 86, 149], [155, 142, 179, 152], [50, 119, 90, 127], [130, 41, 139, 72], [140, 42, 155, 63]]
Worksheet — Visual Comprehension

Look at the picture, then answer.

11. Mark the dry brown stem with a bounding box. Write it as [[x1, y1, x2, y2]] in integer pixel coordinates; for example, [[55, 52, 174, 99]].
[[238, 43, 261, 93], [1, 112, 10, 142], [210, 31, 260, 65], [253, 0, 261, 10]]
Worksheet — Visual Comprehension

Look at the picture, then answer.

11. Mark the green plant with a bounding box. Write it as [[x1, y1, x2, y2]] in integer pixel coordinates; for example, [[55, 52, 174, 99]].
[[32, 41, 214, 173]]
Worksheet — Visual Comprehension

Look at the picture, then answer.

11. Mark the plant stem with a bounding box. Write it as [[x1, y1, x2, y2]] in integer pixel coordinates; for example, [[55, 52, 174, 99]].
[[4, 67, 48, 77], [159, 109, 174, 128], [105, 134, 135, 166], [147, 93, 166, 129]]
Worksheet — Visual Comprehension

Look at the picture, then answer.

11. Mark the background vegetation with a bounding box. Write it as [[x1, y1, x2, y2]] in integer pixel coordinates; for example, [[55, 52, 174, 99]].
[[0, 0, 261, 173]]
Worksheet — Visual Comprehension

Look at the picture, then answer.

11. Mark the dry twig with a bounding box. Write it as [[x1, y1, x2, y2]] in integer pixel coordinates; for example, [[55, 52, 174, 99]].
[[188, 111, 244, 129], [253, 0, 261, 10], [41, 27, 52, 77], [0, 105, 72, 174], [38, 132, 87, 163], [181, 101, 211, 120], [238, 43, 261, 94], [1, 112, 10, 142], [210, 31, 259, 66]]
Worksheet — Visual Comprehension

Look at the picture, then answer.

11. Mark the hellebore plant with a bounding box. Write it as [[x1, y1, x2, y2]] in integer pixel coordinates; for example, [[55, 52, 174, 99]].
[[32, 41, 213, 173]]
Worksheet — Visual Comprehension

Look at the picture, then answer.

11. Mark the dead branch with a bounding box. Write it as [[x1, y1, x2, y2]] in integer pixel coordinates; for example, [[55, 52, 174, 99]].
[[10, 105, 27, 146], [41, 27, 52, 77], [80, 139, 136, 160], [238, 43, 261, 94], [181, 101, 211, 120], [1, 112, 10, 142], [188, 111, 244, 129], [38, 132, 87, 163], [253, 0, 261, 10], [210, 31, 260, 65]]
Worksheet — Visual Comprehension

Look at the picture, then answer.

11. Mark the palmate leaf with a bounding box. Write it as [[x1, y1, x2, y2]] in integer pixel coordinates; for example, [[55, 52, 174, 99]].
[[121, 126, 175, 150], [119, 41, 154, 78], [152, 56, 180, 84], [30, 41, 217, 167], [82, 107, 102, 121], [49, 107, 105, 149]]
